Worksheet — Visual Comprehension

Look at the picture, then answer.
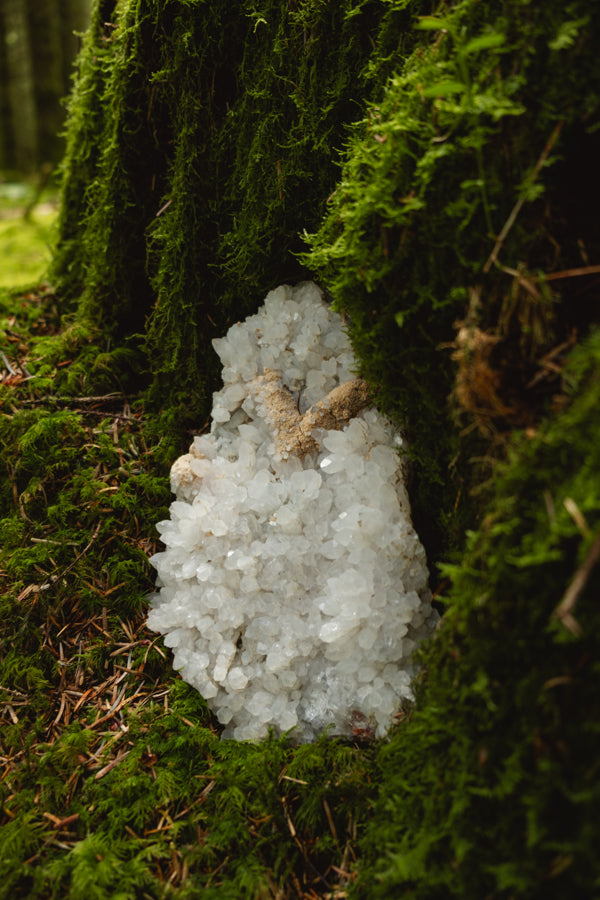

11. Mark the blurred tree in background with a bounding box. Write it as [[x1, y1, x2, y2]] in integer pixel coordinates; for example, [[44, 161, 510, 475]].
[[0, 0, 91, 175]]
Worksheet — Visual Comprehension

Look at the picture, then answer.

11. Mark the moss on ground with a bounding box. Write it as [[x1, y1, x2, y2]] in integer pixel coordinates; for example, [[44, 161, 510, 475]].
[[0, 286, 375, 898], [2, 0, 600, 896]]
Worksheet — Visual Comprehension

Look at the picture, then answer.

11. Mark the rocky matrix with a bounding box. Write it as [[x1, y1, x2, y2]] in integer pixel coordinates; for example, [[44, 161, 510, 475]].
[[147, 282, 438, 741]]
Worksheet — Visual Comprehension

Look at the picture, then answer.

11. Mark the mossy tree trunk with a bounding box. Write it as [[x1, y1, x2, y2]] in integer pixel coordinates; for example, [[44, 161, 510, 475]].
[[51, 0, 418, 433], [52, 0, 600, 555]]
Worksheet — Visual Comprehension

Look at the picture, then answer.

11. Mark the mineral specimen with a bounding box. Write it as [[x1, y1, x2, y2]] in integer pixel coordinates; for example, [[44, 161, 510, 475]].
[[147, 282, 437, 741]]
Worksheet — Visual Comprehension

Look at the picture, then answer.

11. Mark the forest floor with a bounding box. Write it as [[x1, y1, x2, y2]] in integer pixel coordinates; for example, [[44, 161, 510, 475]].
[[0, 220, 370, 898]]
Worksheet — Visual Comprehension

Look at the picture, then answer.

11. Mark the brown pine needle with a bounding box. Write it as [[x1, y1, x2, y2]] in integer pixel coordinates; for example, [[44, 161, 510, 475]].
[[553, 532, 600, 636], [484, 120, 564, 274]]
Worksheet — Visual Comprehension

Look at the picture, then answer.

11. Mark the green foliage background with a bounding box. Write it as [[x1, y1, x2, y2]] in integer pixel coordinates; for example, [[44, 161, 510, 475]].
[[1, 0, 599, 896]]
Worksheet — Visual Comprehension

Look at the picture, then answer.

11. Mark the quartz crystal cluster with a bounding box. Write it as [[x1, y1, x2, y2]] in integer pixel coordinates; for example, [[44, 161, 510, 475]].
[[147, 282, 437, 741]]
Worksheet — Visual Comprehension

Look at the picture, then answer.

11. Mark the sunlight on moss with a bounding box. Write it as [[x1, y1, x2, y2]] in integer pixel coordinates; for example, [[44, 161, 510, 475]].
[[0, 212, 57, 288]]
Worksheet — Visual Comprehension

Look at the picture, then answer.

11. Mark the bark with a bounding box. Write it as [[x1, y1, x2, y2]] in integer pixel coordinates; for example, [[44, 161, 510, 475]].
[[61, 0, 90, 77], [0, 0, 11, 169], [3, 0, 37, 172], [0, 0, 91, 173], [28, 0, 65, 165]]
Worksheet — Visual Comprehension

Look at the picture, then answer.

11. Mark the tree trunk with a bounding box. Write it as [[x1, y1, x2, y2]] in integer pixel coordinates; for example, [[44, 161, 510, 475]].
[[61, 0, 91, 75], [28, 0, 64, 166], [0, 0, 91, 174], [3, 0, 37, 172], [0, 0, 11, 170]]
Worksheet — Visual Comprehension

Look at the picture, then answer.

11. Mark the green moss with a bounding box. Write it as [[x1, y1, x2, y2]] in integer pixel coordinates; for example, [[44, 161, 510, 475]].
[[305, 0, 600, 557], [354, 329, 600, 897], [2, 0, 600, 896]]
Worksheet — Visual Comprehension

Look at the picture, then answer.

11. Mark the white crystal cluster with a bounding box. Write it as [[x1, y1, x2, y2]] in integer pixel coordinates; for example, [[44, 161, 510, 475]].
[[147, 282, 437, 742]]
